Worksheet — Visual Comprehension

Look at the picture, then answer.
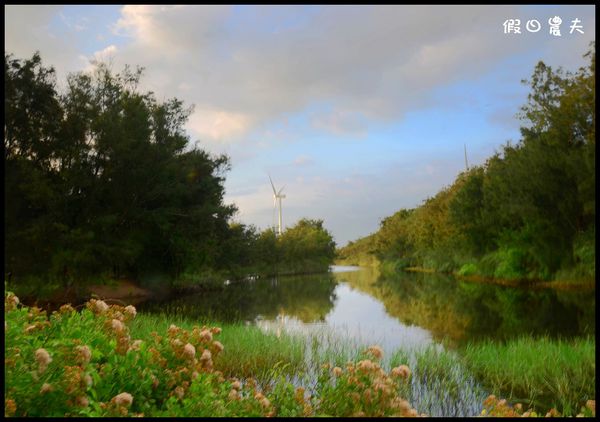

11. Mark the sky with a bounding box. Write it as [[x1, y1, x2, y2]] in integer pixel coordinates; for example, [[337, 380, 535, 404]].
[[5, 5, 595, 246]]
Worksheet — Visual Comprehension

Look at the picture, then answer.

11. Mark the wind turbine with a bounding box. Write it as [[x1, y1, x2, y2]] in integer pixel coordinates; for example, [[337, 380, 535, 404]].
[[268, 175, 286, 236], [464, 144, 469, 171]]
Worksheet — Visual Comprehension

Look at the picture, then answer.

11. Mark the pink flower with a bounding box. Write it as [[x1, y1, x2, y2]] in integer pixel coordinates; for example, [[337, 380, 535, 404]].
[[357, 359, 374, 372], [94, 300, 109, 313], [76, 345, 92, 364], [200, 329, 213, 342], [332, 367, 343, 377], [75, 396, 89, 408], [200, 349, 212, 361], [367, 345, 384, 360], [35, 348, 52, 372], [113, 392, 133, 407], [391, 365, 411, 379], [212, 341, 224, 353], [183, 343, 196, 359], [111, 319, 125, 333], [124, 305, 137, 318]]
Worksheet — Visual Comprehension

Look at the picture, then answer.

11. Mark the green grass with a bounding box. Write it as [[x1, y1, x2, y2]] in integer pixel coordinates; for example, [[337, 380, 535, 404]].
[[460, 336, 596, 416], [129, 312, 306, 384]]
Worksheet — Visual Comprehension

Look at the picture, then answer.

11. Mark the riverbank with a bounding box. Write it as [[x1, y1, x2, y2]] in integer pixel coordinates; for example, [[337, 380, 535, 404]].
[[335, 259, 595, 291], [405, 266, 595, 291], [5, 292, 595, 417]]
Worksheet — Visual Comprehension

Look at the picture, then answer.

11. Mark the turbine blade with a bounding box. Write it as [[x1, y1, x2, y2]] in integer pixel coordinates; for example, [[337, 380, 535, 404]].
[[268, 174, 277, 194], [278, 185, 285, 195]]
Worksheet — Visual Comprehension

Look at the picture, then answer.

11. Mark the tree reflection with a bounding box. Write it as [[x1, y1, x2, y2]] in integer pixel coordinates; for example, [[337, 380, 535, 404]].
[[337, 269, 594, 347]]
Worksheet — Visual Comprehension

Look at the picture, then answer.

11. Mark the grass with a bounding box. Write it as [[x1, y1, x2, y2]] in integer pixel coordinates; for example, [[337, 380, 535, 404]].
[[5, 290, 595, 417], [129, 312, 305, 385], [460, 336, 596, 416]]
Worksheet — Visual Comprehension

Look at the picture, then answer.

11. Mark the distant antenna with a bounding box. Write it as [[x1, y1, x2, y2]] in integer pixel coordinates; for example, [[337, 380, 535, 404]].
[[464, 144, 469, 171]]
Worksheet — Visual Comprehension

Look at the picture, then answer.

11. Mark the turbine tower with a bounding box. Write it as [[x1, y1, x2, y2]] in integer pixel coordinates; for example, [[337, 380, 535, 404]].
[[464, 144, 469, 171], [269, 175, 286, 236]]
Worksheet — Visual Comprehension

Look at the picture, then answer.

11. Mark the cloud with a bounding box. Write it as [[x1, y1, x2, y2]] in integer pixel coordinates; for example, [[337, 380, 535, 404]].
[[293, 155, 314, 166], [7, 5, 594, 147], [187, 108, 254, 144]]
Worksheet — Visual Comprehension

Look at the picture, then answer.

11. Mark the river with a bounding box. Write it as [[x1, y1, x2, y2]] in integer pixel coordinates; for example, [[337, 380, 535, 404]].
[[137, 265, 594, 416]]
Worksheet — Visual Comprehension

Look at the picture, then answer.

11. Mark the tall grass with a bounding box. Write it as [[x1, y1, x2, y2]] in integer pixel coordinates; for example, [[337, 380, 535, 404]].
[[461, 336, 596, 415], [129, 313, 305, 384]]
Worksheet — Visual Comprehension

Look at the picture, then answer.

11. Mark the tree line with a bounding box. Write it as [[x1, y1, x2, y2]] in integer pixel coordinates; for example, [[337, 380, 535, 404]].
[[4, 53, 336, 295], [338, 44, 595, 283]]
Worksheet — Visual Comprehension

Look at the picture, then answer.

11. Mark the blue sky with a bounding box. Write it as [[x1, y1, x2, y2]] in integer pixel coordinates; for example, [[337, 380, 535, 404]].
[[5, 5, 595, 245]]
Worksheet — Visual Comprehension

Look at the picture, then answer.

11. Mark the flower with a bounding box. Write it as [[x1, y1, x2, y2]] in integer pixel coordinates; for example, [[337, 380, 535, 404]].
[[112, 392, 133, 407], [124, 305, 137, 318], [332, 367, 343, 377], [6, 293, 20, 310], [59, 304, 75, 314], [174, 386, 185, 399], [130, 340, 143, 351], [231, 380, 241, 390], [5, 399, 17, 416], [200, 329, 213, 343], [228, 389, 239, 401], [200, 349, 212, 362], [212, 341, 224, 353], [391, 365, 411, 379], [211, 327, 222, 335], [35, 348, 52, 372], [75, 396, 89, 408], [367, 345, 384, 360], [357, 359, 374, 372], [168, 324, 179, 336], [111, 319, 125, 333], [24, 324, 36, 334], [183, 343, 195, 359], [586, 400, 595, 414], [40, 383, 53, 394], [83, 373, 93, 388], [94, 299, 109, 313], [76, 345, 92, 364]]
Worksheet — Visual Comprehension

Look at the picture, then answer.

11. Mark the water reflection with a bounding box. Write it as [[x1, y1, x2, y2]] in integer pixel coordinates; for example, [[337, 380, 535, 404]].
[[139, 265, 594, 348], [138, 272, 339, 323], [338, 268, 595, 347]]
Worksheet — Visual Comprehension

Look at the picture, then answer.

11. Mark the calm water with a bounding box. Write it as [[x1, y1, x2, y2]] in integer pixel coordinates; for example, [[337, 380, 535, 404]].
[[137, 265, 595, 416], [138, 265, 594, 348]]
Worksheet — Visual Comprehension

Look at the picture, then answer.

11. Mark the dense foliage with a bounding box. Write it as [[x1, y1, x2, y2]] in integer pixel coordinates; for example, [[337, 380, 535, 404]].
[[5, 292, 423, 417], [338, 45, 595, 282], [4, 53, 336, 295]]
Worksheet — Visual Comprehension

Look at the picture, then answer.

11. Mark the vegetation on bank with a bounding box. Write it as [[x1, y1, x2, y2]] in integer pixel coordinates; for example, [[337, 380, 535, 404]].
[[462, 336, 596, 416], [338, 44, 595, 285], [5, 292, 421, 417], [5, 291, 595, 417], [4, 52, 335, 299]]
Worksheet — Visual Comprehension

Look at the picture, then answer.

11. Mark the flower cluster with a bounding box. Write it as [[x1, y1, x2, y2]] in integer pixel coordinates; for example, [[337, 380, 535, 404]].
[[316, 345, 422, 417]]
